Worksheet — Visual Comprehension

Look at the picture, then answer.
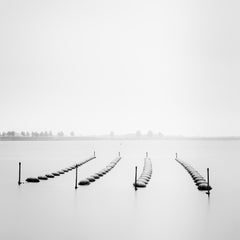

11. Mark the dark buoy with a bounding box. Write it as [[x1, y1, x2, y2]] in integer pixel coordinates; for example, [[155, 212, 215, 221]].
[[52, 172, 60, 176], [195, 180, 207, 185], [87, 177, 95, 182], [134, 182, 146, 188], [198, 183, 212, 191], [138, 178, 148, 184], [140, 175, 150, 181], [45, 174, 55, 178], [92, 174, 100, 179], [38, 176, 48, 180], [26, 177, 40, 183], [193, 177, 205, 182], [78, 179, 90, 185]]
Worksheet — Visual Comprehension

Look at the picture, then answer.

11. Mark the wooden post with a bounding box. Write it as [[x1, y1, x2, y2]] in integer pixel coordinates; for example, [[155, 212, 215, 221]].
[[207, 168, 210, 195], [75, 164, 78, 189], [18, 162, 21, 185], [134, 166, 138, 191]]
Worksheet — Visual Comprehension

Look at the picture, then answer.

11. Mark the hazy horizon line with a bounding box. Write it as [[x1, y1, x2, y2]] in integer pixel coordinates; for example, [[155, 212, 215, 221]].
[[1, 131, 240, 139]]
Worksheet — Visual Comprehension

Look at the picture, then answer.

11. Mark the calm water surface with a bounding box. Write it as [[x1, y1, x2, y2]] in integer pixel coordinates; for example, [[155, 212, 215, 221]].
[[1, 140, 239, 240]]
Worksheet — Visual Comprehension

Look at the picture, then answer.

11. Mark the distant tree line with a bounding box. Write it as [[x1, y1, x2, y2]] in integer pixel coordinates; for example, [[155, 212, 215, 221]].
[[0, 130, 164, 139], [0, 131, 76, 137]]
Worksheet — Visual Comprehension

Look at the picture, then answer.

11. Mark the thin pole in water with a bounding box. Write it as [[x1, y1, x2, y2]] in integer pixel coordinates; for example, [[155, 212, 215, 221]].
[[146, 152, 148, 158], [118, 152, 121, 157], [207, 168, 210, 195], [94, 151, 95, 157], [18, 162, 21, 185], [176, 153, 178, 159], [134, 166, 138, 191], [75, 164, 78, 189]]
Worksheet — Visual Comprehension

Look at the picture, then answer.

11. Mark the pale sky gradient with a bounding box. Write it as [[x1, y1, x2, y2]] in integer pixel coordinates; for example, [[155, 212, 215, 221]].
[[1, 0, 240, 136]]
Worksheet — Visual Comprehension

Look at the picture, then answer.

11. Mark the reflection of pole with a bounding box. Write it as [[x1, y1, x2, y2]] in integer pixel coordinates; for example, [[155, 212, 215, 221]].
[[207, 168, 210, 195], [75, 164, 78, 189], [18, 162, 21, 185], [135, 166, 137, 191]]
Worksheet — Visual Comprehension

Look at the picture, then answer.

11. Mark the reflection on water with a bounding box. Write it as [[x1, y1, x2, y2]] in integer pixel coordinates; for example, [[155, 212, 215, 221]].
[[0, 140, 240, 240]]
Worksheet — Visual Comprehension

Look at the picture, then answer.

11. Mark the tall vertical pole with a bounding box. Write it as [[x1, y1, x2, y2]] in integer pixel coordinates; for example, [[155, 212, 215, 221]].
[[134, 166, 138, 191], [75, 164, 78, 189], [207, 168, 210, 195], [18, 162, 21, 185]]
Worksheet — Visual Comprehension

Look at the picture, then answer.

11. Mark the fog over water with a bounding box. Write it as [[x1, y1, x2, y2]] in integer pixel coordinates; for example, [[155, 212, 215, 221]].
[[1, 0, 240, 136], [1, 140, 240, 240]]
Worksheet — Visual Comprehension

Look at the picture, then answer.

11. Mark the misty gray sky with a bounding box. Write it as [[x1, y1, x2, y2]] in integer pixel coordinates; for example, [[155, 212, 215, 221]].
[[1, 0, 240, 136]]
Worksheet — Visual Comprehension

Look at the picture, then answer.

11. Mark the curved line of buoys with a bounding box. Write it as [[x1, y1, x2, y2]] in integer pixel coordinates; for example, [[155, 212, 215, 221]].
[[176, 158, 212, 191], [78, 156, 121, 186], [133, 158, 152, 188], [25, 156, 96, 183]]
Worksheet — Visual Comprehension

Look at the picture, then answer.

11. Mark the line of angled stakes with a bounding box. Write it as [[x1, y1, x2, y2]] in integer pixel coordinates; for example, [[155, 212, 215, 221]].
[[25, 156, 96, 183], [176, 157, 212, 193], [78, 155, 121, 186]]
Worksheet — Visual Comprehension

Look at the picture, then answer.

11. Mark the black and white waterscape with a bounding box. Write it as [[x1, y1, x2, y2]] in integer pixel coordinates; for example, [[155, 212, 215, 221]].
[[1, 140, 240, 240], [1, 0, 240, 240]]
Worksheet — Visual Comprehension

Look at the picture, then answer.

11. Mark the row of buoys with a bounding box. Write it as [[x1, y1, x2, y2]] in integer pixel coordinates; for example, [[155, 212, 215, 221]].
[[25, 156, 96, 183], [176, 158, 212, 191], [78, 157, 121, 186], [133, 157, 152, 188]]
